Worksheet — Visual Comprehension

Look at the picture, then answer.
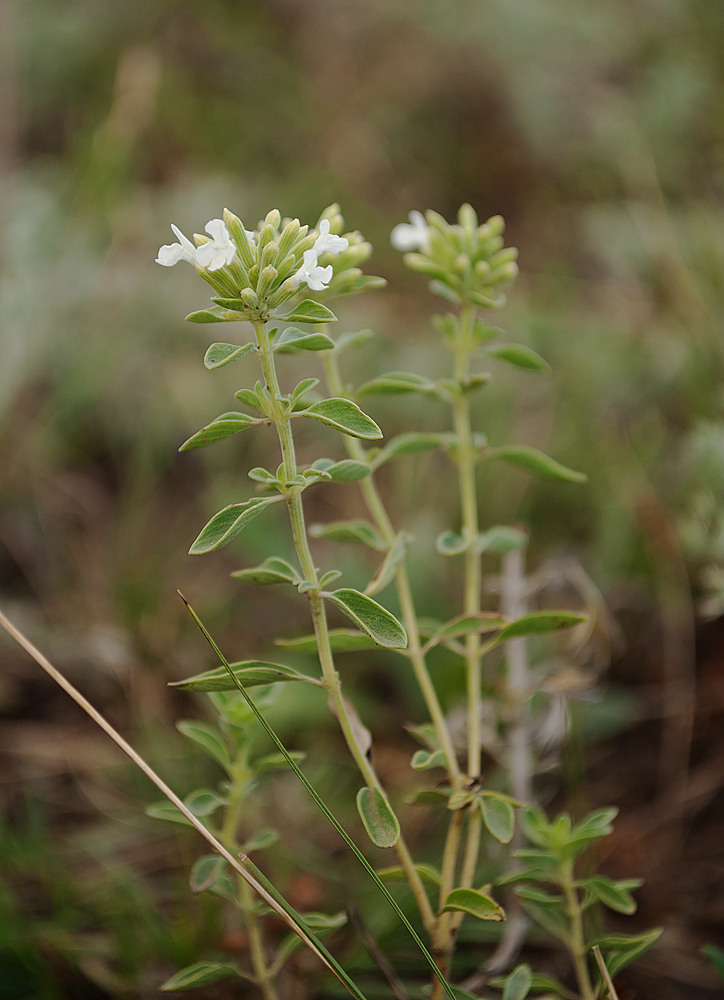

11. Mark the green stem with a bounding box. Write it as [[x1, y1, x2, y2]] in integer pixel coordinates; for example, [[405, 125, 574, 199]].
[[252, 321, 435, 933], [560, 859, 595, 1000], [221, 766, 277, 1000], [183, 599, 456, 1000], [320, 349, 463, 790]]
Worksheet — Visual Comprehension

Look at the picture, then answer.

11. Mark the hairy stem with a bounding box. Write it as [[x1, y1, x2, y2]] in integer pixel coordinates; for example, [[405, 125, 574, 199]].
[[560, 859, 595, 1000], [320, 348, 463, 790], [252, 321, 434, 932]]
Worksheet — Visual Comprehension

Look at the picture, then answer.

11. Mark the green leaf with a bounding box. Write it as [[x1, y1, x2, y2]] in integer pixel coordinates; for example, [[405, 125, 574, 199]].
[[325, 589, 407, 648], [427, 613, 507, 646], [581, 876, 640, 915], [176, 720, 231, 770], [189, 854, 227, 893], [203, 342, 256, 369], [160, 962, 241, 991], [212, 297, 252, 310], [189, 497, 283, 554], [318, 570, 342, 589], [489, 446, 587, 484], [497, 611, 586, 641], [301, 398, 382, 439], [701, 944, 724, 981], [324, 459, 372, 483], [486, 343, 550, 372], [310, 519, 384, 549], [170, 661, 310, 692], [516, 887, 569, 940], [276, 629, 377, 654], [242, 828, 280, 852], [275, 326, 335, 352], [411, 749, 447, 771], [279, 299, 337, 324], [480, 794, 515, 844], [186, 305, 241, 323], [475, 525, 528, 554], [334, 329, 376, 351], [376, 864, 442, 886], [231, 556, 300, 585], [184, 789, 226, 817], [436, 530, 469, 555], [365, 533, 408, 597], [594, 928, 663, 976], [371, 432, 443, 468], [528, 974, 577, 1000], [357, 371, 436, 396], [235, 387, 266, 411], [291, 377, 319, 407], [254, 751, 306, 774], [441, 887, 505, 922], [179, 412, 258, 451], [521, 807, 553, 848], [356, 787, 400, 848], [145, 801, 192, 827], [502, 964, 533, 1000]]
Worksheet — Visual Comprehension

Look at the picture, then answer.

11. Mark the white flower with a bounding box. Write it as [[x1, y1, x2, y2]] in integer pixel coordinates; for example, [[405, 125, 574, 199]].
[[291, 248, 333, 291], [390, 210, 429, 252], [313, 219, 349, 256], [194, 218, 237, 271], [156, 224, 197, 267]]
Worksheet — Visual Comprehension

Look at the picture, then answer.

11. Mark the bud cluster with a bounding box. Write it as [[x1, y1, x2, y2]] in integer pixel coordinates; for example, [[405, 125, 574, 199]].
[[156, 207, 351, 321], [392, 204, 519, 309]]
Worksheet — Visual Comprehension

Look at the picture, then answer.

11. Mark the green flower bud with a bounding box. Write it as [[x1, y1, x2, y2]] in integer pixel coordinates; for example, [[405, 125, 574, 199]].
[[261, 241, 279, 268], [239, 287, 259, 308], [264, 208, 281, 232]]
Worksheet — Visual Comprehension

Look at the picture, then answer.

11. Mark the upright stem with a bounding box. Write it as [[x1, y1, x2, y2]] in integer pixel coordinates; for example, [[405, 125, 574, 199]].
[[320, 350, 463, 791], [252, 321, 435, 932], [560, 859, 595, 1000], [221, 763, 278, 1000]]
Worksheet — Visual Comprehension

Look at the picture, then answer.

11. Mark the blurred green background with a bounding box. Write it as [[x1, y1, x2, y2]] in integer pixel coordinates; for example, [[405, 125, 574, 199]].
[[1, 1, 724, 997]]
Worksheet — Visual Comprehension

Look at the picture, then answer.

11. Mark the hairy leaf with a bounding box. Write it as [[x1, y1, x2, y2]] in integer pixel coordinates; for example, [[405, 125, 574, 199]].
[[279, 299, 337, 324], [497, 611, 586, 641], [325, 589, 408, 648], [301, 398, 382, 439], [176, 720, 231, 770], [203, 342, 256, 369], [189, 497, 283, 554], [502, 964, 533, 1000], [480, 794, 515, 844], [357, 371, 436, 396], [376, 864, 442, 886], [371, 432, 443, 468], [310, 519, 384, 549], [486, 343, 550, 372], [275, 326, 335, 352], [160, 962, 241, 991], [441, 887, 505, 921], [489, 445, 587, 484], [170, 661, 309, 692], [231, 556, 300, 585], [356, 787, 400, 848], [276, 629, 378, 654], [179, 412, 258, 451]]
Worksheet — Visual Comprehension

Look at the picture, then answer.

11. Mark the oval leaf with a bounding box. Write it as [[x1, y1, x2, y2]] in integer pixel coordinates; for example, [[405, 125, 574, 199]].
[[502, 964, 533, 1000], [357, 371, 436, 396], [145, 801, 192, 827], [325, 459, 371, 482], [170, 661, 309, 693], [176, 720, 231, 770], [325, 588, 408, 649], [411, 749, 448, 771], [160, 962, 241, 991], [581, 876, 639, 915], [242, 827, 280, 852], [275, 326, 335, 352], [376, 864, 442, 886], [189, 496, 282, 554], [189, 855, 227, 894], [254, 751, 306, 774], [179, 412, 258, 451], [489, 446, 587, 484], [356, 787, 400, 848], [203, 342, 256, 369], [441, 888, 505, 922], [232, 556, 300, 585], [280, 299, 337, 324], [310, 519, 384, 549], [301, 398, 382, 439], [186, 305, 241, 323], [184, 789, 226, 817], [475, 525, 528, 554], [498, 611, 585, 641], [276, 629, 377, 654], [480, 794, 515, 844], [486, 343, 550, 373]]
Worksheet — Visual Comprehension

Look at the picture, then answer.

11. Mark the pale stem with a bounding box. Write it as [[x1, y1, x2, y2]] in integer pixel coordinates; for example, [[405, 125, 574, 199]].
[[252, 321, 435, 932], [319, 348, 463, 790], [561, 859, 595, 1000], [221, 765, 277, 1000]]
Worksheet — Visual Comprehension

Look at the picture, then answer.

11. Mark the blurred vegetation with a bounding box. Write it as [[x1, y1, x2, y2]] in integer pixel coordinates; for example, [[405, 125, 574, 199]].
[[2, 0, 724, 997]]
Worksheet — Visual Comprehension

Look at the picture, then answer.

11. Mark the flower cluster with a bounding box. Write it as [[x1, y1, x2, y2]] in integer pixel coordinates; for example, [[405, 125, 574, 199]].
[[156, 208, 351, 318], [391, 205, 518, 309]]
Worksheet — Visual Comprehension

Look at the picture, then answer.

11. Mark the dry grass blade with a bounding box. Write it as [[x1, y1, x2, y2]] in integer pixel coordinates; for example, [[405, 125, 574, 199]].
[[593, 945, 620, 1000], [0, 606, 365, 1000]]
